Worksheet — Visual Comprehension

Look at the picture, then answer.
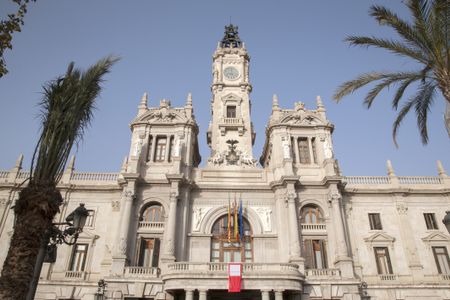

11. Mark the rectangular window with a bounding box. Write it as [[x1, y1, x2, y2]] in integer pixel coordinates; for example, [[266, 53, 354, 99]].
[[303, 239, 327, 269], [374, 247, 393, 274], [137, 238, 160, 268], [146, 135, 153, 162], [69, 244, 88, 271], [85, 210, 95, 227], [424, 213, 438, 230], [168, 136, 174, 162], [432, 247, 450, 274], [227, 106, 236, 118], [154, 137, 167, 162], [369, 213, 382, 230], [311, 137, 317, 163], [298, 138, 311, 164]]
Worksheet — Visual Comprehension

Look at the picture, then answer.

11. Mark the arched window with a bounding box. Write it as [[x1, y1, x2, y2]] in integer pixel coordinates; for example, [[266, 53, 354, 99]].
[[211, 215, 252, 263], [300, 205, 323, 224], [141, 204, 164, 222]]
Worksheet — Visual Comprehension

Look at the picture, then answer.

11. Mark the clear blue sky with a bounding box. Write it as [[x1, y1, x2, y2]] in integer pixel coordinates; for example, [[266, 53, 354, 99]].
[[0, 1, 448, 175]]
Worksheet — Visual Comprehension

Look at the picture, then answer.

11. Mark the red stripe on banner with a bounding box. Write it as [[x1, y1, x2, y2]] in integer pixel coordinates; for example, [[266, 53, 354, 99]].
[[228, 263, 242, 292]]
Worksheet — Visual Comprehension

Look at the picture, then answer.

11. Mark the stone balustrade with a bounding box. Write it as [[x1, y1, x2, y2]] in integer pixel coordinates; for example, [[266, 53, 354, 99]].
[[220, 117, 243, 125], [304, 268, 341, 279], [167, 262, 301, 275], [70, 172, 119, 182], [64, 271, 85, 279], [138, 221, 165, 231], [301, 223, 326, 231], [124, 266, 159, 278], [17, 171, 30, 180], [0, 171, 8, 179], [345, 176, 444, 185]]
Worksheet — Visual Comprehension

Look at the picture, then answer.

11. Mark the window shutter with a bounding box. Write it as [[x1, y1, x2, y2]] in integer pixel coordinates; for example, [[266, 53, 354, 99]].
[[303, 240, 314, 269], [152, 238, 160, 267]]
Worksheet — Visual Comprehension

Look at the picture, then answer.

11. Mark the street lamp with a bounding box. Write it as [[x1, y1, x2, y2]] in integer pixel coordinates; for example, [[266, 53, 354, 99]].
[[95, 279, 108, 300], [26, 203, 89, 300], [443, 211, 450, 234]]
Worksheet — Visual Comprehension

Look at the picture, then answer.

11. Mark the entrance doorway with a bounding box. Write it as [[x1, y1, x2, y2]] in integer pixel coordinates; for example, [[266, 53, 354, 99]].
[[208, 289, 262, 300]]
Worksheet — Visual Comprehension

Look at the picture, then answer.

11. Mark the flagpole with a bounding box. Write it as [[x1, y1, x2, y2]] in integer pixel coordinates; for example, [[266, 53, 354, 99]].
[[228, 193, 231, 242]]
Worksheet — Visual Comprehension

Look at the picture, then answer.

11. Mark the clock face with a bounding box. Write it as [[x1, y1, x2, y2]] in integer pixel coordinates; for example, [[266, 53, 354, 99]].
[[223, 67, 240, 80]]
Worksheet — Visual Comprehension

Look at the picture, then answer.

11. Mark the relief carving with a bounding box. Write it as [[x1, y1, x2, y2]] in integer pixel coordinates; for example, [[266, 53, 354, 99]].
[[255, 207, 272, 232]]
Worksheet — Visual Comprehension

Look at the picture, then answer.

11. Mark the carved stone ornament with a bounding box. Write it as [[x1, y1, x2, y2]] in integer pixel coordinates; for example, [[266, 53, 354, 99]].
[[207, 142, 257, 168], [285, 191, 297, 203], [119, 238, 127, 255], [0, 198, 11, 206], [165, 238, 175, 255], [123, 189, 135, 201], [192, 207, 212, 232], [255, 207, 272, 232], [396, 203, 408, 215], [328, 190, 341, 203], [111, 200, 120, 211]]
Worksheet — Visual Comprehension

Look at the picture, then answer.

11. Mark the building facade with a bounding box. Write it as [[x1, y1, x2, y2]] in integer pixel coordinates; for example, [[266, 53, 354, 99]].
[[1, 25, 450, 300]]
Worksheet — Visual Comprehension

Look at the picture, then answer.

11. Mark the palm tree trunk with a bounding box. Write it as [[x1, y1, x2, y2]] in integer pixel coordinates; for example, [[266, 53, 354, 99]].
[[0, 185, 62, 300]]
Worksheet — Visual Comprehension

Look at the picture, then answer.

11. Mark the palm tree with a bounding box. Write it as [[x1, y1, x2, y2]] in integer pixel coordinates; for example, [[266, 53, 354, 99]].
[[0, 56, 118, 299], [333, 0, 449, 145]]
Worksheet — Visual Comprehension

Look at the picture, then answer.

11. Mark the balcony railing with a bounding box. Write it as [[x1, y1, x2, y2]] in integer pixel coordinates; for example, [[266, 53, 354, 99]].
[[124, 266, 159, 278], [344, 176, 391, 185], [301, 224, 326, 231], [138, 221, 165, 231], [305, 268, 341, 279], [0, 171, 8, 179], [344, 176, 443, 185], [71, 172, 119, 182], [220, 118, 243, 125], [398, 176, 441, 184], [379, 274, 397, 281], [167, 262, 301, 275], [64, 271, 85, 279]]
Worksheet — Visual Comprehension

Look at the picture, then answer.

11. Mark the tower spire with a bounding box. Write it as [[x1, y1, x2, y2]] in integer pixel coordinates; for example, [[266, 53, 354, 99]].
[[138, 92, 148, 115], [220, 24, 242, 48]]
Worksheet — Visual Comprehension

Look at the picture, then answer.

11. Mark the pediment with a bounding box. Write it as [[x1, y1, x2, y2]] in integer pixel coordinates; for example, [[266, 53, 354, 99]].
[[221, 92, 242, 103], [135, 109, 191, 124], [364, 232, 396, 244], [278, 111, 326, 126], [422, 232, 450, 243]]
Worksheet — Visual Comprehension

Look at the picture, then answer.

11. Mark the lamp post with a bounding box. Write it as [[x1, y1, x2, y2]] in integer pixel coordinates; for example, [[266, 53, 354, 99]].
[[443, 211, 450, 234], [95, 279, 108, 300], [26, 203, 89, 300]]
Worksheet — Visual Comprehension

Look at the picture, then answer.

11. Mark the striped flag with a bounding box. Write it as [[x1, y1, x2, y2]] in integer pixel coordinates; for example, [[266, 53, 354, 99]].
[[234, 196, 238, 240], [239, 196, 243, 241], [227, 194, 231, 242]]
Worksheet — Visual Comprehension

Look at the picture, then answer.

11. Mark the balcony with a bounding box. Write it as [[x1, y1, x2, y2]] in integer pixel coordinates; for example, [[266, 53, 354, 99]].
[[64, 271, 86, 280], [305, 268, 341, 280], [163, 262, 304, 291], [138, 221, 165, 232], [124, 266, 160, 278], [301, 223, 326, 233], [219, 118, 244, 136]]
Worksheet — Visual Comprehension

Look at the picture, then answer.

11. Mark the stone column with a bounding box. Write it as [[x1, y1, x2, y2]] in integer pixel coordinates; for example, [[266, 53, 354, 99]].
[[149, 134, 157, 162], [111, 184, 136, 275], [396, 201, 424, 280], [185, 290, 194, 300], [286, 188, 304, 271], [165, 135, 171, 162], [275, 290, 283, 300], [307, 138, 314, 164], [163, 191, 179, 261], [328, 188, 353, 278], [261, 290, 270, 300], [199, 290, 207, 300], [293, 138, 300, 166]]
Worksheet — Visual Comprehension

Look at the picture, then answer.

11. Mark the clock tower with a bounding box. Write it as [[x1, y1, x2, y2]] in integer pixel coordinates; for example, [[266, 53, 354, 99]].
[[207, 24, 257, 167]]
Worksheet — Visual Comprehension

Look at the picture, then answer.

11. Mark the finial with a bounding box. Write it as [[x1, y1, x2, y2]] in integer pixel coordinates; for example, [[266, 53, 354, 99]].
[[67, 155, 75, 170], [121, 156, 128, 173], [138, 92, 148, 115], [272, 94, 279, 110], [220, 24, 242, 48], [386, 160, 395, 176], [186, 92, 193, 107], [437, 160, 447, 176], [316, 95, 325, 110], [15, 154, 24, 169]]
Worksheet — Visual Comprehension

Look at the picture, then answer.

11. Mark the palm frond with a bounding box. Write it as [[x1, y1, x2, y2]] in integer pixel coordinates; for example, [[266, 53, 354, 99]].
[[364, 72, 423, 108], [414, 81, 436, 144], [31, 56, 119, 186], [370, 5, 433, 56], [333, 72, 385, 101], [346, 36, 429, 64], [393, 99, 416, 147], [392, 77, 419, 109]]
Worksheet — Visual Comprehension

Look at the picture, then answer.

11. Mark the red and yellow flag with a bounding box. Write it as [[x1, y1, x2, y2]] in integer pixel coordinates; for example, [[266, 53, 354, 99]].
[[234, 196, 239, 240]]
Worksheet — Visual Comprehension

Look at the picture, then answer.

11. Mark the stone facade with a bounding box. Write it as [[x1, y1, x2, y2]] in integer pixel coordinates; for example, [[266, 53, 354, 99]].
[[0, 25, 449, 300]]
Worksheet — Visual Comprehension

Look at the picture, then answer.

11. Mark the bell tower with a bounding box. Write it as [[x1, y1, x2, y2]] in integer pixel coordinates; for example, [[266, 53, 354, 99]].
[[207, 25, 256, 167]]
